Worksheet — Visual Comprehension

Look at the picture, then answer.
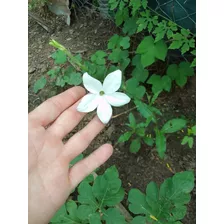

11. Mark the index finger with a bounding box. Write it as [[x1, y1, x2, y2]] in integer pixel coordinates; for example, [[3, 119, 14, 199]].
[[29, 86, 86, 127]]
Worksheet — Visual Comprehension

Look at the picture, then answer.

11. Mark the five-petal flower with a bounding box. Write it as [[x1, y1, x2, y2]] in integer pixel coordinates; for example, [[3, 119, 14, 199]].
[[77, 70, 130, 124]]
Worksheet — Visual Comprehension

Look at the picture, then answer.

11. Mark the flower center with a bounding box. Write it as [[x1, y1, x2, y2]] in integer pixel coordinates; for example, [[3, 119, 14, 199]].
[[99, 91, 105, 96]]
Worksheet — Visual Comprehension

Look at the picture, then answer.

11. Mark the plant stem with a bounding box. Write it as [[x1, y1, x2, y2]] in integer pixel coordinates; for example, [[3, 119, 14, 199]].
[[112, 106, 137, 119]]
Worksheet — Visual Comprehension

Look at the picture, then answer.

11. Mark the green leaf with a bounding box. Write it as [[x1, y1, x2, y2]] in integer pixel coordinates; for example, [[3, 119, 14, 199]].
[[93, 166, 124, 207], [167, 29, 174, 39], [51, 50, 67, 64], [120, 57, 131, 71], [188, 137, 194, 148], [130, 216, 146, 224], [109, 0, 119, 10], [118, 132, 132, 143], [146, 182, 160, 214], [129, 112, 136, 128], [141, 51, 155, 67], [89, 213, 101, 224], [137, 18, 148, 33], [128, 189, 149, 214], [143, 136, 154, 146], [181, 136, 189, 146], [33, 77, 46, 93], [161, 119, 187, 133], [130, 138, 141, 153], [120, 36, 130, 49], [181, 28, 190, 37], [181, 43, 190, 54], [191, 58, 196, 67], [191, 125, 196, 135], [136, 36, 154, 54], [103, 208, 126, 224], [136, 127, 145, 137], [132, 67, 149, 83], [167, 64, 179, 80], [77, 205, 94, 220], [70, 154, 83, 166], [168, 206, 187, 222], [169, 40, 183, 50], [78, 182, 98, 211], [67, 72, 82, 85], [122, 17, 138, 35], [155, 40, 168, 61], [108, 48, 122, 63], [179, 62, 194, 77], [91, 50, 107, 65], [134, 100, 153, 119], [126, 78, 146, 99], [155, 129, 166, 159], [55, 76, 65, 87], [148, 74, 163, 94], [108, 34, 121, 50], [130, 0, 141, 15], [47, 67, 61, 78], [162, 75, 172, 92]]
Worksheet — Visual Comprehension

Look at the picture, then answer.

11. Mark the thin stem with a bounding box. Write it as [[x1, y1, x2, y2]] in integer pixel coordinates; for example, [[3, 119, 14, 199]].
[[112, 106, 137, 119]]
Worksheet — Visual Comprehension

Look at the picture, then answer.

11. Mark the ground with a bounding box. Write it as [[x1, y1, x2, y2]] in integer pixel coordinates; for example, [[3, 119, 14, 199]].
[[28, 11, 196, 224]]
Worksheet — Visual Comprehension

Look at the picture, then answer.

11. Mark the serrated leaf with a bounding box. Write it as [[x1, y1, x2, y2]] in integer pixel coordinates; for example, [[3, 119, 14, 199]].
[[128, 189, 149, 214], [33, 76, 46, 93], [167, 29, 174, 39], [148, 22, 153, 33], [161, 119, 187, 133], [130, 138, 141, 153], [169, 40, 183, 50], [118, 132, 132, 143], [155, 129, 166, 159], [93, 166, 124, 207], [103, 208, 126, 224], [135, 100, 153, 119], [181, 43, 190, 54]]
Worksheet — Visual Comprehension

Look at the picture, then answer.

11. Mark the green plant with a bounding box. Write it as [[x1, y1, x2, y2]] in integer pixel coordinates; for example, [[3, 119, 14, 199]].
[[181, 125, 196, 149], [50, 165, 195, 224], [28, 0, 47, 10]]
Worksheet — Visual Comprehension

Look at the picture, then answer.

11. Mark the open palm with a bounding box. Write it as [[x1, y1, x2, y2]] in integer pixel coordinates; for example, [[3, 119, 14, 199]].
[[28, 87, 113, 224]]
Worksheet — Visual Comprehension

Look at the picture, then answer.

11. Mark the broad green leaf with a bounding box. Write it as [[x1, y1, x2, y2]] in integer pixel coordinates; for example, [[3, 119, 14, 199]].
[[118, 132, 132, 143], [155, 129, 166, 159], [120, 36, 130, 49], [108, 48, 122, 63], [167, 64, 179, 80], [168, 206, 187, 222], [136, 36, 154, 54], [162, 75, 172, 92], [130, 216, 146, 224], [122, 17, 138, 35], [155, 40, 168, 61], [120, 57, 131, 71], [50, 204, 67, 223], [103, 208, 126, 224], [141, 50, 155, 67], [148, 74, 163, 93], [129, 112, 136, 128], [78, 182, 98, 211], [132, 54, 143, 69], [179, 62, 194, 77], [167, 29, 174, 39], [92, 166, 124, 207], [143, 136, 154, 146], [33, 76, 46, 93], [109, 0, 119, 10], [55, 76, 65, 87], [131, 67, 149, 83], [191, 125, 196, 135], [130, 138, 141, 153], [146, 182, 160, 215], [51, 50, 67, 64], [126, 78, 146, 99], [128, 189, 149, 214], [181, 28, 190, 37], [67, 72, 82, 85], [108, 34, 121, 50], [89, 213, 101, 224], [77, 205, 94, 220], [161, 119, 187, 133], [91, 50, 107, 65]]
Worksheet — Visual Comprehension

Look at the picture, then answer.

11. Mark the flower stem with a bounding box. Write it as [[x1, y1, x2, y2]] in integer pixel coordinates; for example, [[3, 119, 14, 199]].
[[112, 106, 137, 119]]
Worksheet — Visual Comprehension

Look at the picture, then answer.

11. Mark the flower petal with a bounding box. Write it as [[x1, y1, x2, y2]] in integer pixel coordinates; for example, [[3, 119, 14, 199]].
[[77, 93, 99, 112], [83, 72, 103, 94], [97, 97, 112, 124], [103, 70, 122, 94], [104, 92, 131, 107]]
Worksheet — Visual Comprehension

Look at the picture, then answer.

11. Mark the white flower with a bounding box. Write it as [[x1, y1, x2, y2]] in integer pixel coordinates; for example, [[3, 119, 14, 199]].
[[77, 70, 131, 124]]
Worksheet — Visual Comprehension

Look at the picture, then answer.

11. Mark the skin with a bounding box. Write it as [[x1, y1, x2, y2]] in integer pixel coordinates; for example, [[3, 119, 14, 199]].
[[28, 86, 113, 224]]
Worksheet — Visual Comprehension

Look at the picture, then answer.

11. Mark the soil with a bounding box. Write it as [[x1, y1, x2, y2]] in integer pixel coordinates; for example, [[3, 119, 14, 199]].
[[28, 10, 196, 224]]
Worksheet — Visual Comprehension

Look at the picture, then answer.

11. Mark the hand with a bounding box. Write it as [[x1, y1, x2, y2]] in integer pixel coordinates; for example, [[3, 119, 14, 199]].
[[28, 87, 113, 224]]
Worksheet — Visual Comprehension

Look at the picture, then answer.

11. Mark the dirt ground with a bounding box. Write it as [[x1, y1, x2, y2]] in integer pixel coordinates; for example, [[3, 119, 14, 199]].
[[28, 11, 196, 224]]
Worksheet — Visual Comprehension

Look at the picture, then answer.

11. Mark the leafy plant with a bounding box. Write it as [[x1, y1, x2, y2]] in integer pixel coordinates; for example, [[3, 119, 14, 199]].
[[50, 166, 195, 224], [181, 125, 196, 149]]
